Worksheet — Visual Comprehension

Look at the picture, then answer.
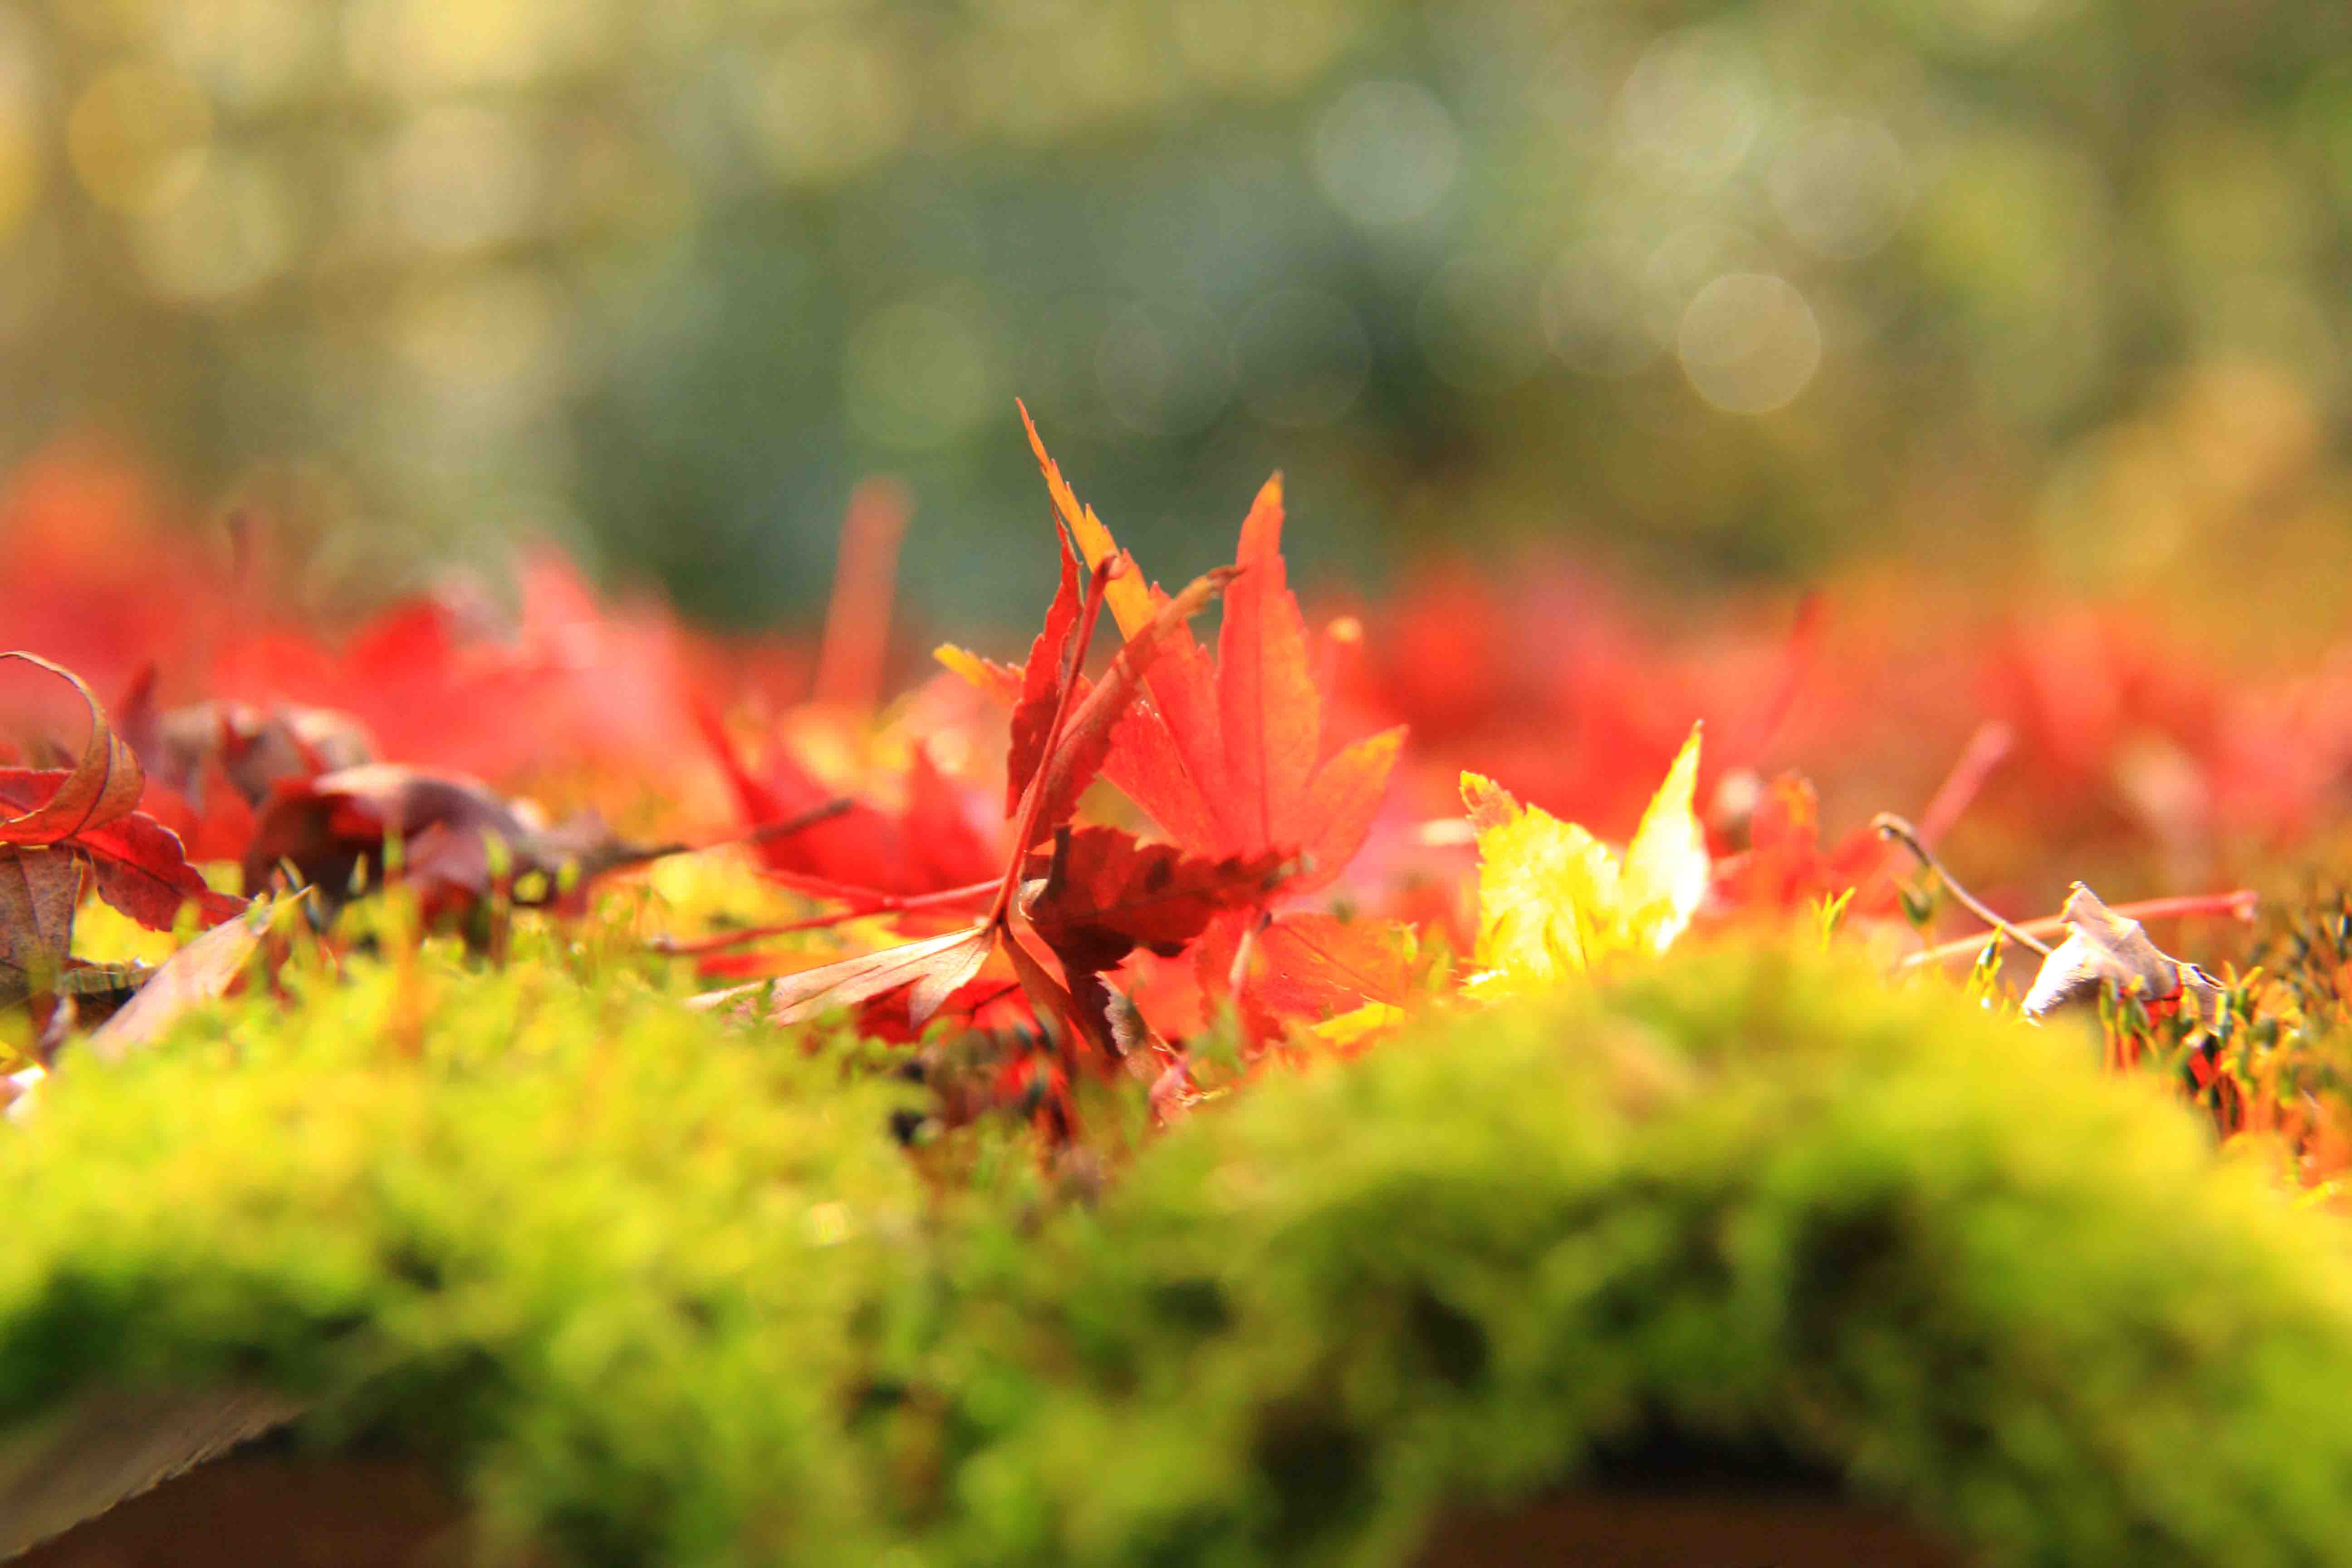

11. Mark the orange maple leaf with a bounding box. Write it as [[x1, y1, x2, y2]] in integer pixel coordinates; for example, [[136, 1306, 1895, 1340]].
[[1005, 403, 1404, 895]]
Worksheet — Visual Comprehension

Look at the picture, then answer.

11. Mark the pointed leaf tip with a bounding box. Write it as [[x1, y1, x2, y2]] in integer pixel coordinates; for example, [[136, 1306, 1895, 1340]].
[[1460, 771, 1519, 835], [1622, 723, 1708, 957], [1016, 403, 1152, 638], [1236, 474, 1286, 564]]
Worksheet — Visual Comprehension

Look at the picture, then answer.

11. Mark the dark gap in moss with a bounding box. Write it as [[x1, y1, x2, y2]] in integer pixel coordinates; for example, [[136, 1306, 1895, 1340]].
[[1586, 1413, 1843, 1495], [847, 1377, 910, 1426], [1786, 1197, 1913, 1362], [0, 1278, 140, 1411], [1588, 1202, 1737, 1340], [1250, 1399, 1370, 1553], [380, 1242, 443, 1295], [1405, 1286, 1488, 1391], [1133, 1504, 1235, 1568], [672, 1293, 721, 1336], [1149, 1277, 1231, 1336]]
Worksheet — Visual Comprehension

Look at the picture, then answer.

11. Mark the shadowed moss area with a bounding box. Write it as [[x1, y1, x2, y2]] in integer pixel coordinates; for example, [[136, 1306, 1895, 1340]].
[[6, 941, 2352, 1566]]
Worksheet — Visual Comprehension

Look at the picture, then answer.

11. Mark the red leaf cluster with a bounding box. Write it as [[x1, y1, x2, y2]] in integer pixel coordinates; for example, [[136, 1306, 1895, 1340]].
[[0, 652, 244, 1018], [698, 412, 1423, 1124], [0, 655, 242, 932]]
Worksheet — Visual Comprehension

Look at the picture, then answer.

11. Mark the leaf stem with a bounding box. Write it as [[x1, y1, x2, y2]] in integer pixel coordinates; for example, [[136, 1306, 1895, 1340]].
[[1871, 811, 2052, 956], [736, 797, 856, 845], [649, 878, 1000, 956]]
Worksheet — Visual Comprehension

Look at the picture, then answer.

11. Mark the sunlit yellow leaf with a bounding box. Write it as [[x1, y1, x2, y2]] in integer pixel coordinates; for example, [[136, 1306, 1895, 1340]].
[[1464, 724, 1706, 999], [1308, 1000, 1406, 1048], [1619, 723, 1709, 956]]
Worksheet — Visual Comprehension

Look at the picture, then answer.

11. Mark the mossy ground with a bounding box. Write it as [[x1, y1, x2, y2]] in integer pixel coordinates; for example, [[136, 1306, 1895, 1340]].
[[6, 871, 2352, 1566]]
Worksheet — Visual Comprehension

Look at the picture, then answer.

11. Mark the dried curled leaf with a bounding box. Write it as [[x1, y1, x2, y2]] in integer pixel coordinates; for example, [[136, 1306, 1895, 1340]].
[[0, 653, 243, 936], [2020, 882, 2223, 1021], [0, 652, 144, 847]]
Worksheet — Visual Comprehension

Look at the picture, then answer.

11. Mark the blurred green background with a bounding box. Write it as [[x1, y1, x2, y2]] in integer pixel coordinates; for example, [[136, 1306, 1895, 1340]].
[[5, 0, 2351, 637]]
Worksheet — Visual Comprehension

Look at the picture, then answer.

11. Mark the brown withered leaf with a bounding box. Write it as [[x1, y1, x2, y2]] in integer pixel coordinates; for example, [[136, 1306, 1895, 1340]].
[[2020, 882, 2223, 1021], [244, 764, 679, 922], [83, 892, 308, 1061], [0, 848, 83, 1010], [118, 668, 374, 862]]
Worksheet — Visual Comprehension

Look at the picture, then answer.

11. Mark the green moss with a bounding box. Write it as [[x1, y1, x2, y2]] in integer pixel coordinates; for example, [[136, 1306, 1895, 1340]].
[[7, 937, 2352, 1565], [919, 947, 2352, 1568], [0, 940, 930, 1564]]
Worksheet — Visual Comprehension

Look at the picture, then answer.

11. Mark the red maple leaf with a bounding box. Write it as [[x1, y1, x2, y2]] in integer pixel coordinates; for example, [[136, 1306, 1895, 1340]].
[[697, 704, 1000, 904], [1005, 403, 1404, 895], [1188, 910, 1421, 1052], [1708, 722, 2015, 919], [1024, 825, 1289, 976], [1709, 773, 1891, 913], [697, 550, 1238, 1055]]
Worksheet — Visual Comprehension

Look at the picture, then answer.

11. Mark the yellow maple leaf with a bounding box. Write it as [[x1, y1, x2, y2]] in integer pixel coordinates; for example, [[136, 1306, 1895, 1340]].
[[1461, 724, 1707, 999]]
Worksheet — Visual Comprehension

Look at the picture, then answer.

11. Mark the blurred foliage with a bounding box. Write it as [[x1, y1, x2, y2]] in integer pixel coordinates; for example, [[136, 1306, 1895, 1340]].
[[6, 0, 2352, 632]]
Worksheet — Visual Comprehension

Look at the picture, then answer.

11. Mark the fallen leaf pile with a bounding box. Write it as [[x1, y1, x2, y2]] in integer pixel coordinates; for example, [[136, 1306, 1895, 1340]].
[[3, 407, 2346, 1197]]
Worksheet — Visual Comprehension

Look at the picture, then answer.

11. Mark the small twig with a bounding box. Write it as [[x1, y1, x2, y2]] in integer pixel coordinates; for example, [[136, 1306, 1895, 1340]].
[[647, 878, 1000, 956], [737, 797, 856, 846], [1871, 812, 2052, 956], [1898, 888, 2259, 970]]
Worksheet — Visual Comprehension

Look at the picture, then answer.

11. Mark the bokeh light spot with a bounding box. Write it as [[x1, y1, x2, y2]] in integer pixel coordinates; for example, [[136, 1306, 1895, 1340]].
[[160, 0, 315, 108], [134, 147, 293, 304], [846, 292, 1000, 451], [1311, 80, 1460, 229], [1676, 272, 1821, 412], [1769, 118, 1910, 259], [67, 60, 209, 209], [1641, 222, 1763, 348], [750, 29, 909, 183], [382, 103, 539, 255], [1613, 29, 1764, 188], [1542, 243, 1657, 377]]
